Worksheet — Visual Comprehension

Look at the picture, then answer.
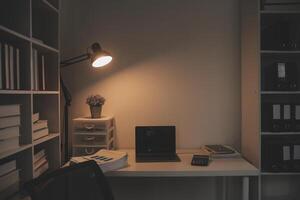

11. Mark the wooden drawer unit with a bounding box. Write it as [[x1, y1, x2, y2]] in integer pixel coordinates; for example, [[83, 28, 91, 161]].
[[72, 116, 115, 156]]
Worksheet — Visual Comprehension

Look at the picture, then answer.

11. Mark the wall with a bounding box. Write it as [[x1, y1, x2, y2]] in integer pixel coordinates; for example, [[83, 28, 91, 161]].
[[61, 0, 241, 149]]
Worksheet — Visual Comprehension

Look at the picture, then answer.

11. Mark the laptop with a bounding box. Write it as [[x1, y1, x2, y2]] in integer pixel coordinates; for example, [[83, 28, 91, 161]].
[[135, 126, 180, 162]]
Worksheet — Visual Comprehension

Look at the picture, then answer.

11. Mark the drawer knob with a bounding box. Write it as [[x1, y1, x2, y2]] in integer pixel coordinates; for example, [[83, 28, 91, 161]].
[[83, 136, 96, 141], [84, 123, 95, 130], [85, 148, 95, 155]]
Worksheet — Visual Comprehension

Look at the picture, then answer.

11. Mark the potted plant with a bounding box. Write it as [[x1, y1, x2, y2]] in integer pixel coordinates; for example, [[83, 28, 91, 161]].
[[86, 95, 105, 118]]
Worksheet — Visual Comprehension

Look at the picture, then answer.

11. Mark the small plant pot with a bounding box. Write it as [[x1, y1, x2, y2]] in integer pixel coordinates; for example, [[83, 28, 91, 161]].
[[90, 105, 102, 118]]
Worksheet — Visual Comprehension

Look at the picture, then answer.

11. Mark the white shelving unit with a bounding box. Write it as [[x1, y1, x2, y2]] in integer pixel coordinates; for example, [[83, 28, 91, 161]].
[[0, 0, 60, 197]]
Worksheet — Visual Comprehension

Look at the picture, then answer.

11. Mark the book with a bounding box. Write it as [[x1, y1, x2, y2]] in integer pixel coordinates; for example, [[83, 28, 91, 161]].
[[32, 113, 39, 123], [32, 120, 48, 132], [0, 104, 20, 118], [0, 160, 16, 177], [0, 42, 2, 89], [34, 155, 47, 171], [41, 55, 45, 90], [202, 145, 241, 159], [0, 169, 19, 192], [4, 44, 9, 89], [9, 45, 14, 89], [32, 128, 49, 141], [34, 49, 38, 90], [31, 49, 34, 90], [0, 126, 19, 140], [15, 48, 20, 90], [33, 161, 48, 178], [70, 149, 128, 173], [0, 116, 20, 129], [0, 136, 19, 154], [34, 149, 45, 163]]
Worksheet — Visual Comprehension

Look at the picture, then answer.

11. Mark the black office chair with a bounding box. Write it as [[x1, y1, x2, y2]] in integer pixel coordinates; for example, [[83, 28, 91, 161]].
[[25, 160, 114, 200]]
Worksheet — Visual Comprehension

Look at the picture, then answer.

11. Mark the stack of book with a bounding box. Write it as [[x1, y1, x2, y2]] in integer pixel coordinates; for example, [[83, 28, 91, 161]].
[[32, 113, 49, 141], [0, 43, 20, 90], [33, 149, 49, 178], [0, 160, 20, 199], [71, 149, 128, 173], [0, 105, 20, 154], [201, 145, 241, 159], [32, 48, 46, 91]]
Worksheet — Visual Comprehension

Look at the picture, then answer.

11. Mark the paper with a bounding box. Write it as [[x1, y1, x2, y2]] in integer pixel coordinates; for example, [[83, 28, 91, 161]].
[[278, 63, 286, 78], [283, 146, 290, 161], [295, 105, 300, 120], [294, 145, 300, 160], [273, 104, 281, 120], [283, 105, 291, 120]]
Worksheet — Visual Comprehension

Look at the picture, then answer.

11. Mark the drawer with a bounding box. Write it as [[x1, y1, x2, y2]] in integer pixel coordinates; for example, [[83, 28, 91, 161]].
[[72, 147, 103, 156], [73, 134, 106, 146], [73, 118, 113, 130]]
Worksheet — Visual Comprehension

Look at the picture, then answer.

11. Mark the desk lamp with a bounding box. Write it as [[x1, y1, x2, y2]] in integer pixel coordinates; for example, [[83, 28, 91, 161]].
[[60, 42, 112, 163]]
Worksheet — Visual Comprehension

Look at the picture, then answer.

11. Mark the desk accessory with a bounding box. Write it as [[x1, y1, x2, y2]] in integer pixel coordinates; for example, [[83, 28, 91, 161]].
[[191, 155, 210, 166], [72, 116, 115, 156], [86, 95, 106, 118], [135, 126, 180, 162], [60, 42, 113, 162]]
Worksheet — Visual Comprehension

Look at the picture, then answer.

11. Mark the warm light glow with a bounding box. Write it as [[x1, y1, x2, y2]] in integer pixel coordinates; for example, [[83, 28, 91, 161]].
[[92, 56, 113, 68]]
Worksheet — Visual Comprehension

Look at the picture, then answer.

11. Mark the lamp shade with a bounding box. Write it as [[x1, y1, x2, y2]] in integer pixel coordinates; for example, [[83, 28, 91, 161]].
[[90, 43, 112, 68]]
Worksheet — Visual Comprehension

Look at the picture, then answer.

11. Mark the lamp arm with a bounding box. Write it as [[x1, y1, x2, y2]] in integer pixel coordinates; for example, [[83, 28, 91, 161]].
[[60, 53, 90, 68]]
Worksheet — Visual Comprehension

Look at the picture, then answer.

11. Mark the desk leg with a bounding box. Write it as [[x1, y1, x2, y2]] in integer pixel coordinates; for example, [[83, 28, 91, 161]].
[[242, 177, 249, 200], [221, 177, 227, 200]]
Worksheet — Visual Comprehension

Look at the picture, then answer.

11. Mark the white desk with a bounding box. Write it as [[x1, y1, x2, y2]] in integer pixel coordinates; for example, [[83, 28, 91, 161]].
[[106, 149, 259, 200]]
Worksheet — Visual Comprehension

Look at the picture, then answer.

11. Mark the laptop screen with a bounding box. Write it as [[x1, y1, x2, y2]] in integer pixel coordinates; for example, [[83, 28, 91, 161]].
[[135, 126, 176, 156]]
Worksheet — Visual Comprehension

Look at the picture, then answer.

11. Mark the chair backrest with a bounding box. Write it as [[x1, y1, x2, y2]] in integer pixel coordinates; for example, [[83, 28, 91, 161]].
[[25, 160, 114, 200]]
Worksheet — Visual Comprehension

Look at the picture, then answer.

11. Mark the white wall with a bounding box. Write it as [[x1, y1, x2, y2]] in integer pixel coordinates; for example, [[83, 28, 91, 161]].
[[61, 0, 241, 149], [61, 1, 243, 200]]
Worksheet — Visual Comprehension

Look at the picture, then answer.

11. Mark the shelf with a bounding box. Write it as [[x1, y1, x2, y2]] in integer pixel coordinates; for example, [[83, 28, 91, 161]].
[[0, 90, 59, 95], [262, 196, 298, 200], [32, 91, 59, 95], [0, 90, 32, 95], [32, 39, 59, 53], [261, 172, 300, 176], [261, 50, 300, 54], [0, 144, 32, 160], [261, 91, 300, 95], [0, 25, 31, 42], [261, 132, 300, 136], [33, 133, 60, 146], [42, 0, 59, 13], [261, 10, 300, 14]]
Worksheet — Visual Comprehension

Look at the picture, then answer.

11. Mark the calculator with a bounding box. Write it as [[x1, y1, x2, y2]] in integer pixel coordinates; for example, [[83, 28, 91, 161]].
[[191, 155, 210, 166]]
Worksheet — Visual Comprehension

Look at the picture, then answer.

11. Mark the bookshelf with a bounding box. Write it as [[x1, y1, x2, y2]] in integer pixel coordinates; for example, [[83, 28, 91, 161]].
[[242, 0, 300, 199], [0, 0, 60, 198]]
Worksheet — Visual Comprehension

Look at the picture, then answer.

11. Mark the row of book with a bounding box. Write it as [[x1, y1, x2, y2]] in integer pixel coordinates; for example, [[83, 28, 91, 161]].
[[262, 104, 300, 132], [0, 160, 20, 199], [32, 113, 49, 141], [32, 49, 46, 91], [34, 149, 49, 178], [0, 105, 21, 154], [0, 43, 20, 90]]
